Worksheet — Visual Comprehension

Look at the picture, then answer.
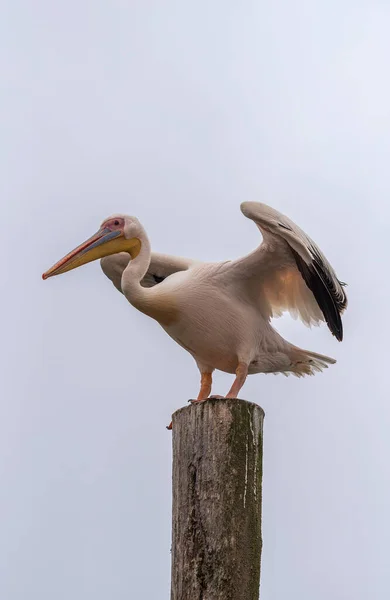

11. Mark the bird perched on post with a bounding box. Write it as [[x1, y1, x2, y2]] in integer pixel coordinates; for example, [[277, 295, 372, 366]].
[[43, 202, 347, 427]]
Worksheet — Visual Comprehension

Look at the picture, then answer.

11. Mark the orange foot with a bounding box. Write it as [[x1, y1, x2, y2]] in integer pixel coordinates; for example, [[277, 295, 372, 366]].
[[189, 394, 224, 404], [189, 397, 207, 404], [168, 372, 213, 429]]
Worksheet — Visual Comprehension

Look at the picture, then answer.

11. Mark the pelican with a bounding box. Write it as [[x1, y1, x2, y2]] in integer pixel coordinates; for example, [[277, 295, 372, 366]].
[[43, 202, 347, 427]]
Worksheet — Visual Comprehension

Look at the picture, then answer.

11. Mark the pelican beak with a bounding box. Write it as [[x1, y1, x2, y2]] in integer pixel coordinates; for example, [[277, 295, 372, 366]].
[[42, 227, 130, 280]]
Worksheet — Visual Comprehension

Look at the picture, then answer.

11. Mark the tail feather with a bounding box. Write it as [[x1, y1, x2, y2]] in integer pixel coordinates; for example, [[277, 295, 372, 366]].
[[288, 346, 336, 377]]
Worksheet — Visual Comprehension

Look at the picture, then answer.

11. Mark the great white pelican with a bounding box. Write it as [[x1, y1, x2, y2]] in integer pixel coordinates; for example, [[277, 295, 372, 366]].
[[43, 202, 347, 427]]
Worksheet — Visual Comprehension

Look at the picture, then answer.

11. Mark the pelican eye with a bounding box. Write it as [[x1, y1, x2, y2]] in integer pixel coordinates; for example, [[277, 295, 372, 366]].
[[114, 220, 120, 226]]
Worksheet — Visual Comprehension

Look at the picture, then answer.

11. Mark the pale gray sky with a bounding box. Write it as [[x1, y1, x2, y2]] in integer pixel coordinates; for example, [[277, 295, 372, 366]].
[[2, 1, 389, 598]]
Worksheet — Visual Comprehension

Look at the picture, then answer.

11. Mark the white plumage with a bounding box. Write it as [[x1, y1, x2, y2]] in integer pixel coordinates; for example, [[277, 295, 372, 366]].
[[43, 202, 348, 414]]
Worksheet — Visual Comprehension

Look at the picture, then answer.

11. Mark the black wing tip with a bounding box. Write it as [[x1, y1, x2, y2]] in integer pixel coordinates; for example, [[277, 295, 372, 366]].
[[328, 313, 343, 342], [327, 295, 343, 341], [333, 325, 343, 342], [291, 249, 345, 343]]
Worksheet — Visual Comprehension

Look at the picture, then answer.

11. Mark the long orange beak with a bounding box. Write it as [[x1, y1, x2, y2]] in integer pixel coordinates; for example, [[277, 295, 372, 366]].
[[42, 227, 126, 280]]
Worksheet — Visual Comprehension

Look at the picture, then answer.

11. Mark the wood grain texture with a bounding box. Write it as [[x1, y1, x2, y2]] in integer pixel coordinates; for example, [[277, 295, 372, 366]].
[[171, 398, 264, 600]]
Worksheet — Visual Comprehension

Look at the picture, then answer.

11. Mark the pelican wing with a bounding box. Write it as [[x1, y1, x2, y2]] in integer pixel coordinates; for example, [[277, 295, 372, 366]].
[[101, 252, 197, 293], [228, 202, 347, 340]]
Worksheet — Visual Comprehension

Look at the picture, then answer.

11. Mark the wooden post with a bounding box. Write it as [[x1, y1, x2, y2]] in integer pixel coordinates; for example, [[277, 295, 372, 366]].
[[171, 398, 264, 600]]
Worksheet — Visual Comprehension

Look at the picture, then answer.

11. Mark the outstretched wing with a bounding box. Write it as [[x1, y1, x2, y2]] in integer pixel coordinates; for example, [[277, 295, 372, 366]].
[[227, 202, 347, 340], [100, 252, 198, 293]]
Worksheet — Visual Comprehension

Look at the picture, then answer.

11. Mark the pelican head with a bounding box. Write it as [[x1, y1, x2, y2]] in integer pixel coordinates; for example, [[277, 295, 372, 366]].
[[42, 215, 141, 280]]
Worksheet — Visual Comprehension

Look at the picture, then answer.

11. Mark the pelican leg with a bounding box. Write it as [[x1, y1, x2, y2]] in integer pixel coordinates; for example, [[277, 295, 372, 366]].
[[166, 372, 213, 430], [191, 372, 213, 404], [225, 362, 248, 398]]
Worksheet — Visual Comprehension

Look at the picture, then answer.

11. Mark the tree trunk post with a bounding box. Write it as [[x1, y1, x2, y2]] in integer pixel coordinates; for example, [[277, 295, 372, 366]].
[[171, 397, 264, 600]]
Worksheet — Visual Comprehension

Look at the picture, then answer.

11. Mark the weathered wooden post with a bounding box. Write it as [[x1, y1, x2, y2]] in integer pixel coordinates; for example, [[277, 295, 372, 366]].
[[171, 397, 264, 600]]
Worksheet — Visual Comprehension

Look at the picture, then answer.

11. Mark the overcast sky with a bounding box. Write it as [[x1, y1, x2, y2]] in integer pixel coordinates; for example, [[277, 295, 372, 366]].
[[2, 1, 390, 598]]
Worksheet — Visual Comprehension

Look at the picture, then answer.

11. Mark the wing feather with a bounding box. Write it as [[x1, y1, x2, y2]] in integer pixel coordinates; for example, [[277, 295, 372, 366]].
[[233, 202, 347, 340]]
